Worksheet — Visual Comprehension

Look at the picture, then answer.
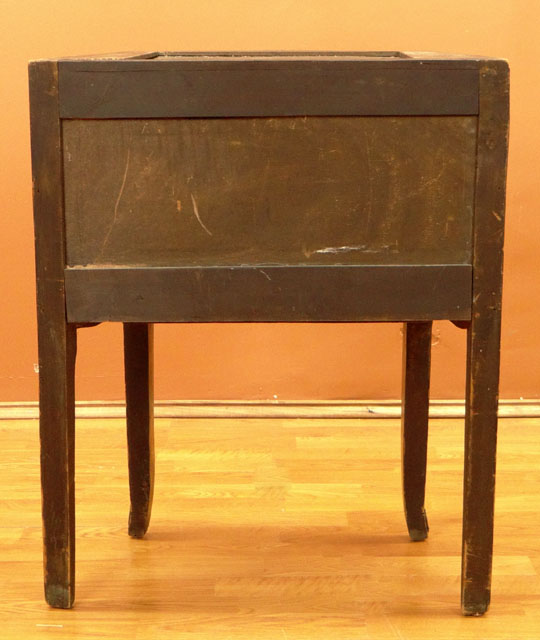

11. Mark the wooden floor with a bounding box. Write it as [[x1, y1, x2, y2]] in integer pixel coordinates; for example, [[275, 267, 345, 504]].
[[2, 415, 540, 638]]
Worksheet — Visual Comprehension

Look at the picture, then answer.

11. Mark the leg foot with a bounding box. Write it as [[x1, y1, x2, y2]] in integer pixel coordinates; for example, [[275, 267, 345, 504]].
[[45, 584, 74, 609]]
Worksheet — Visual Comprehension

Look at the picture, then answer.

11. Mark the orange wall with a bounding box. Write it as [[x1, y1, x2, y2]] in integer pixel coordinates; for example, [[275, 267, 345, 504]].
[[1, 0, 538, 402]]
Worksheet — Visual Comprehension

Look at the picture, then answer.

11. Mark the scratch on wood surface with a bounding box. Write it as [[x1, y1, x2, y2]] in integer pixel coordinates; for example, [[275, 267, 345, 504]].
[[363, 128, 375, 228], [258, 269, 272, 281], [190, 193, 213, 236], [303, 243, 398, 258], [98, 147, 131, 258], [313, 245, 367, 254], [402, 167, 445, 200]]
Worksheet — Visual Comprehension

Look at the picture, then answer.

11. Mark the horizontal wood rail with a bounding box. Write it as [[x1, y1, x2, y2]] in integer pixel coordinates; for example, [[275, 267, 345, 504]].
[[65, 265, 472, 323], [58, 58, 479, 118]]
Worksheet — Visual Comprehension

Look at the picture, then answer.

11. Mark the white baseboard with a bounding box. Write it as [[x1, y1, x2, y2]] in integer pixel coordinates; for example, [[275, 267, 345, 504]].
[[0, 399, 539, 420]]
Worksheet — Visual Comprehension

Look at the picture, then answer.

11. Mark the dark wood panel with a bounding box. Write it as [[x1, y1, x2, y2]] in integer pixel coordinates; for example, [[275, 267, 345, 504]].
[[58, 60, 479, 118], [64, 265, 472, 323], [63, 116, 477, 268]]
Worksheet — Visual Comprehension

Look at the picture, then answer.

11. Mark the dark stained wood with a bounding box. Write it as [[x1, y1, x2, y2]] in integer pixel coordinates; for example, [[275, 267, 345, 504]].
[[58, 58, 479, 118], [123, 323, 155, 538], [461, 60, 509, 616], [64, 265, 472, 323], [62, 116, 477, 268], [401, 322, 432, 541], [30, 52, 509, 614], [29, 60, 77, 609]]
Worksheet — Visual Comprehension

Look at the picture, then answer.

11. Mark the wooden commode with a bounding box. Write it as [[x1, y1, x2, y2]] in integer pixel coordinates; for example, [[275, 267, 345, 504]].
[[28, 51, 509, 614]]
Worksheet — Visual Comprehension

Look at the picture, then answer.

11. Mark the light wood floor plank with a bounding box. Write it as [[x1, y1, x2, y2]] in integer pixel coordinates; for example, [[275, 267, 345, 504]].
[[1, 417, 540, 638]]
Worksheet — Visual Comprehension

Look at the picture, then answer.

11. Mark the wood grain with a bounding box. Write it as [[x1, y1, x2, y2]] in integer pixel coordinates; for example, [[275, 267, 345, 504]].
[[1, 416, 540, 638], [63, 116, 477, 268]]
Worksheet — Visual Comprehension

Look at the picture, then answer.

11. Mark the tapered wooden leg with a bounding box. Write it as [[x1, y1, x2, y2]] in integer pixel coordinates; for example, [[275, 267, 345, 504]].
[[39, 322, 77, 609], [30, 59, 79, 609], [461, 315, 501, 616], [123, 323, 155, 538], [460, 59, 508, 616], [401, 321, 432, 542]]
